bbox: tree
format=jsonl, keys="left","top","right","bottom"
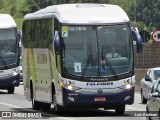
{"left": 129, "top": 0, "right": 160, "bottom": 28}
{"left": 16, "top": 0, "right": 31, "bottom": 17}
{"left": 0, "top": 0, "right": 30, "bottom": 17}
{"left": 108, "top": 0, "right": 134, "bottom": 13}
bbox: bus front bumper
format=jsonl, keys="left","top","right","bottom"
{"left": 62, "top": 87, "right": 134, "bottom": 109}
{"left": 0, "top": 74, "right": 20, "bottom": 88}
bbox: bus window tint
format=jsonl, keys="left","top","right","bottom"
{"left": 22, "top": 19, "right": 53, "bottom": 48}
{"left": 0, "top": 29, "right": 17, "bottom": 66}
{"left": 62, "top": 25, "right": 133, "bottom": 78}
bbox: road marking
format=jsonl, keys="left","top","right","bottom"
{"left": 57, "top": 117, "right": 75, "bottom": 120}
{"left": 126, "top": 106, "right": 144, "bottom": 111}
{"left": 0, "top": 102, "right": 23, "bottom": 109}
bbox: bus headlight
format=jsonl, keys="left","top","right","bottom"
{"left": 12, "top": 71, "right": 18, "bottom": 76}
{"left": 126, "top": 84, "right": 132, "bottom": 89}
{"left": 67, "top": 85, "right": 73, "bottom": 90}
{"left": 60, "top": 82, "right": 74, "bottom": 90}
{"left": 67, "top": 85, "right": 81, "bottom": 91}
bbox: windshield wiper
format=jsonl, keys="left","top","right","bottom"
{"left": 101, "top": 45, "right": 118, "bottom": 80}
{"left": 104, "top": 57, "right": 118, "bottom": 80}
{"left": 81, "top": 54, "right": 92, "bottom": 80}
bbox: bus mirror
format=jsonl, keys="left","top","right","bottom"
{"left": 17, "top": 30, "right": 22, "bottom": 42}
{"left": 54, "top": 31, "right": 60, "bottom": 54}
{"left": 17, "top": 32, "right": 22, "bottom": 48}
{"left": 132, "top": 30, "right": 143, "bottom": 53}
{"left": 17, "top": 33, "right": 21, "bottom": 42}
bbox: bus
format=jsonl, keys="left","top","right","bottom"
{"left": 0, "top": 14, "right": 21, "bottom": 94}
{"left": 22, "top": 4, "right": 142, "bottom": 114}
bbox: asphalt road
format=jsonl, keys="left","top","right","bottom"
{"left": 0, "top": 83, "right": 147, "bottom": 120}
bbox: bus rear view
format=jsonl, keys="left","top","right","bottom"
{"left": 0, "top": 14, "right": 20, "bottom": 94}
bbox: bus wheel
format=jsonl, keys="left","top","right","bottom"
{"left": 41, "top": 103, "right": 51, "bottom": 110}
{"left": 115, "top": 104, "right": 125, "bottom": 115}
{"left": 8, "top": 87, "right": 15, "bottom": 94}
{"left": 53, "top": 95, "right": 64, "bottom": 114}
{"left": 54, "top": 104, "right": 64, "bottom": 114}
{"left": 146, "top": 107, "right": 151, "bottom": 120}
{"left": 30, "top": 84, "right": 41, "bottom": 110}
{"left": 141, "top": 89, "right": 147, "bottom": 104}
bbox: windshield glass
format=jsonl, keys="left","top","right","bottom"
{"left": 0, "top": 29, "right": 18, "bottom": 67}
{"left": 62, "top": 24, "right": 133, "bottom": 79}
{"left": 154, "top": 70, "right": 160, "bottom": 80}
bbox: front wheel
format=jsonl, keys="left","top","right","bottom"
{"left": 115, "top": 104, "right": 125, "bottom": 115}
{"left": 31, "top": 98, "right": 41, "bottom": 110}
{"left": 146, "top": 107, "right": 152, "bottom": 120}
{"left": 8, "top": 87, "right": 15, "bottom": 94}
{"left": 41, "top": 103, "right": 51, "bottom": 110}
{"left": 30, "top": 84, "right": 41, "bottom": 110}
{"left": 53, "top": 95, "right": 65, "bottom": 114}
{"left": 141, "top": 89, "right": 147, "bottom": 104}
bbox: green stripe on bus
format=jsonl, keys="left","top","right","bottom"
{"left": 28, "top": 49, "right": 37, "bottom": 86}
{"left": 48, "top": 49, "right": 54, "bottom": 79}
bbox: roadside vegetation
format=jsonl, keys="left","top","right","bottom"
{"left": 0, "top": 0, "right": 159, "bottom": 32}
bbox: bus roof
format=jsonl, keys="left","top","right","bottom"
{"left": 24, "top": 4, "right": 129, "bottom": 24}
{"left": 0, "top": 14, "right": 16, "bottom": 28}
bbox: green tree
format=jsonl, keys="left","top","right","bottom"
{"left": 129, "top": 0, "right": 160, "bottom": 28}
{"left": 108, "top": 0, "right": 134, "bottom": 14}
{"left": 0, "top": 0, "right": 30, "bottom": 17}
{"left": 0, "top": 0, "right": 4, "bottom": 9}
{"left": 16, "top": 0, "right": 31, "bottom": 17}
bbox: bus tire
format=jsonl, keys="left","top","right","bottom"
{"left": 54, "top": 104, "right": 64, "bottom": 115}
{"left": 52, "top": 83, "right": 64, "bottom": 114}
{"left": 53, "top": 95, "right": 64, "bottom": 114}
{"left": 141, "top": 89, "right": 147, "bottom": 104}
{"left": 146, "top": 107, "right": 151, "bottom": 120}
{"left": 41, "top": 103, "right": 51, "bottom": 111}
{"left": 30, "top": 82, "right": 41, "bottom": 110}
{"left": 8, "top": 87, "right": 15, "bottom": 94}
{"left": 115, "top": 104, "right": 125, "bottom": 115}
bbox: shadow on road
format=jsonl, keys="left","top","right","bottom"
{"left": 9, "top": 107, "right": 132, "bottom": 118}
{"left": 43, "top": 108, "right": 132, "bottom": 117}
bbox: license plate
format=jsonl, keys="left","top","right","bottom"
{"left": 94, "top": 97, "right": 106, "bottom": 101}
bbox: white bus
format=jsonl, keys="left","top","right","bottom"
{"left": 0, "top": 14, "right": 21, "bottom": 94}
{"left": 22, "top": 4, "right": 142, "bottom": 114}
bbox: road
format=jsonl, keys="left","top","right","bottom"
{"left": 0, "top": 83, "right": 147, "bottom": 120}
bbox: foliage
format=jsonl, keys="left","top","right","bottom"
{"left": 108, "top": 0, "right": 134, "bottom": 13}
{"left": 131, "top": 21, "right": 155, "bottom": 32}
{"left": 14, "top": 18, "right": 23, "bottom": 30}
{"left": 129, "top": 0, "right": 160, "bottom": 29}
{"left": 0, "top": 0, "right": 160, "bottom": 32}
{"left": 0, "top": 0, "right": 30, "bottom": 17}
{"left": 0, "top": 0, "right": 134, "bottom": 16}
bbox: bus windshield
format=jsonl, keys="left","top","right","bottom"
{"left": 0, "top": 29, "right": 18, "bottom": 68}
{"left": 62, "top": 24, "right": 133, "bottom": 79}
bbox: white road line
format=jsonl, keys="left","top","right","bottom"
{"left": 126, "top": 106, "right": 144, "bottom": 111}
{"left": 0, "top": 102, "right": 23, "bottom": 109}
{"left": 57, "top": 117, "right": 75, "bottom": 120}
